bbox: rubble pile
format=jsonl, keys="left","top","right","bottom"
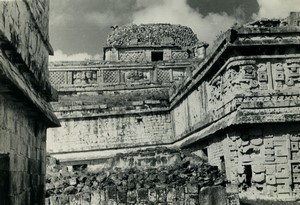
{"left": 106, "top": 24, "right": 199, "bottom": 48}
{"left": 46, "top": 151, "right": 225, "bottom": 198}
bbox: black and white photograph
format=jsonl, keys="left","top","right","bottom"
{"left": 1, "top": 0, "right": 300, "bottom": 204}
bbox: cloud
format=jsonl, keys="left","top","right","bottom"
{"left": 254, "top": 0, "right": 300, "bottom": 19}
{"left": 132, "top": 0, "right": 237, "bottom": 47}
{"left": 49, "top": 50, "right": 102, "bottom": 62}
{"left": 85, "top": 12, "right": 122, "bottom": 27}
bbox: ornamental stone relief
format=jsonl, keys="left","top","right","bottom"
{"left": 207, "top": 58, "right": 300, "bottom": 110}
{"left": 119, "top": 51, "right": 146, "bottom": 62}
{"left": 285, "top": 59, "right": 300, "bottom": 87}
{"left": 73, "top": 71, "right": 97, "bottom": 85}
{"left": 171, "top": 51, "right": 189, "bottom": 60}
{"left": 121, "top": 70, "right": 150, "bottom": 83}
{"left": 208, "top": 60, "right": 258, "bottom": 109}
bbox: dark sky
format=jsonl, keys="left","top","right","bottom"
{"left": 48, "top": 0, "right": 297, "bottom": 61}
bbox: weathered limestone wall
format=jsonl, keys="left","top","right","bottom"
{"left": 0, "top": 1, "right": 52, "bottom": 87}
{"left": 172, "top": 83, "right": 207, "bottom": 139}
{"left": 0, "top": 97, "right": 47, "bottom": 204}
{"left": 47, "top": 113, "right": 173, "bottom": 154}
{"left": 0, "top": 1, "right": 59, "bottom": 204}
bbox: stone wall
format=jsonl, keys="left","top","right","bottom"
{"left": 0, "top": 1, "right": 53, "bottom": 88}
{"left": 0, "top": 96, "right": 47, "bottom": 204}
{"left": 0, "top": 1, "right": 59, "bottom": 204}
{"left": 47, "top": 113, "right": 173, "bottom": 154}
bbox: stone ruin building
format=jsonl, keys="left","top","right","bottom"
{"left": 47, "top": 12, "right": 300, "bottom": 202}
{"left": 0, "top": 1, "right": 60, "bottom": 204}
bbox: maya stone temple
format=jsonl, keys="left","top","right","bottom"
{"left": 2, "top": 1, "right": 300, "bottom": 204}
{"left": 46, "top": 12, "right": 300, "bottom": 202}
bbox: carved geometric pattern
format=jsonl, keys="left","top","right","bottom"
{"left": 157, "top": 69, "right": 170, "bottom": 83}
{"left": 103, "top": 70, "right": 119, "bottom": 84}
{"left": 171, "top": 51, "right": 189, "bottom": 59}
{"left": 119, "top": 51, "right": 145, "bottom": 62}
{"left": 49, "top": 71, "right": 66, "bottom": 85}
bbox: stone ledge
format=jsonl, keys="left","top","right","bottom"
{"left": 53, "top": 107, "right": 170, "bottom": 119}
{"left": 0, "top": 30, "right": 57, "bottom": 102}
{"left": 0, "top": 53, "right": 60, "bottom": 127}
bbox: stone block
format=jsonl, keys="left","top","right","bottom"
{"left": 293, "top": 173, "right": 300, "bottom": 183}
{"left": 265, "top": 154, "right": 275, "bottom": 162}
{"left": 91, "top": 191, "right": 101, "bottom": 205}
{"left": 292, "top": 164, "right": 300, "bottom": 173}
{"left": 277, "top": 183, "right": 290, "bottom": 194}
{"left": 274, "top": 140, "right": 286, "bottom": 147}
{"left": 148, "top": 189, "right": 157, "bottom": 202}
{"left": 266, "top": 185, "right": 277, "bottom": 196}
{"left": 265, "top": 164, "right": 276, "bottom": 175}
{"left": 199, "top": 186, "right": 227, "bottom": 205}
{"left": 266, "top": 175, "right": 276, "bottom": 185}
{"left": 100, "top": 104, "right": 108, "bottom": 109}
{"left": 166, "top": 188, "right": 176, "bottom": 202}
{"left": 145, "top": 100, "right": 161, "bottom": 105}
{"left": 59, "top": 195, "right": 69, "bottom": 205}
{"left": 137, "top": 188, "right": 148, "bottom": 202}
{"left": 132, "top": 101, "right": 144, "bottom": 106}
{"left": 185, "top": 194, "right": 198, "bottom": 205}
{"left": 127, "top": 190, "right": 137, "bottom": 204}
{"left": 265, "top": 148, "right": 274, "bottom": 155}
{"left": 156, "top": 187, "right": 166, "bottom": 202}
{"left": 291, "top": 141, "right": 299, "bottom": 151}
{"left": 117, "top": 191, "right": 127, "bottom": 204}
{"left": 276, "top": 156, "right": 288, "bottom": 163}
{"left": 185, "top": 183, "right": 198, "bottom": 194}
{"left": 106, "top": 186, "right": 117, "bottom": 201}
{"left": 264, "top": 139, "right": 274, "bottom": 148}
{"left": 275, "top": 146, "right": 288, "bottom": 156}
{"left": 176, "top": 187, "right": 185, "bottom": 201}
{"left": 276, "top": 178, "right": 289, "bottom": 184}
{"left": 252, "top": 173, "right": 265, "bottom": 183}
{"left": 250, "top": 138, "right": 263, "bottom": 146}
{"left": 69, "top": 194, "right": 82, "bottom": 205}
{"left": 276, "top": 164, "right": 289, "bottom": 173}
{"left": 252, "top": 164, "right": 265, "bottom": 173}
{"left": 241, "top": 155, "right": 251, "bottom": 163}
{"left": 226, "top": 193, "right": 240, "bottom": 205}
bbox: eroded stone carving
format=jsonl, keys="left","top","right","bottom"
{"left": 73, "top": 71, "right": 97, "bottom": 85}
{"left": 285, "top": 60, "right": 300, "bottom": 87}
{"left": 121, "top": 70, "right": 150, "bottom": 83}
{"left": 119, "top": 51, "right": 146, "bottom": 62}
{"left": 208, "top": 60, "right": 258, "bottom": 109}
{"left": 171, "top": 51, "right": 189, "bottom": 59}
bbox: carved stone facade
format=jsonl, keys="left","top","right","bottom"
{"left": 48, "top": 14, "right": 300, "bottom": 202}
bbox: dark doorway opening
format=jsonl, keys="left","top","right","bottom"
{"left": 244, "top": 165, "right": 252, "bottom": 187}
{"left": 151, "top": 51, "right": 163, "bottom": 61}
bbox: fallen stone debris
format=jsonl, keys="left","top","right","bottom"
{"left": 45, "top": 150, "right": 226, "bottom": 204}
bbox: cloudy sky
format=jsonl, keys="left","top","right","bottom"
{"left": 49, "top": 0, "right": 300, "bottom": 61}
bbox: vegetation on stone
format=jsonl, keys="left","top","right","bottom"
{"left": 106, "top": 24, "right": 199, "bottom": 48}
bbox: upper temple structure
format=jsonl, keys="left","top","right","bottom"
{"left": 47, "top": 12, "right": 300, "bottom": 201}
